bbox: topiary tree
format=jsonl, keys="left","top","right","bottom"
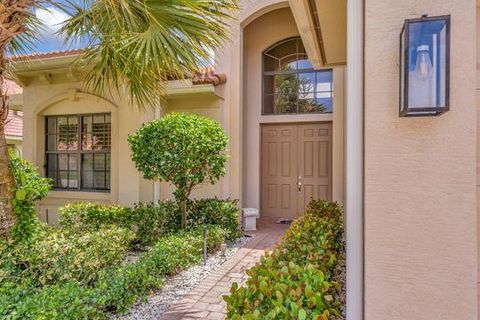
{"left": 128, "top": 113, "right": 228, "bottom": 228}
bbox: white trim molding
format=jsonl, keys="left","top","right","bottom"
{"left": 345, "top": 0, "right": 364, "bottom": 319}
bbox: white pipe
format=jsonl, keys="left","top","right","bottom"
{"left": 346, "top": 0, "right": 364, "bottom": 319}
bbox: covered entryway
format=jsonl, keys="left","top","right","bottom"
{"left": 261, "top": 122, "right": 332, "bottom": 218}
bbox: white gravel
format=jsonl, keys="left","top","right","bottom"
{"left": 111, "top": 235, "right": 253, "bottom": 320}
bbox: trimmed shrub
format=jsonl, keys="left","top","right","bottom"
{"left": 93, "top": 225, "right": 227, "bottom": 313}
{"left": 59, "top": 203, "right": 134, "bottom": 232}
{"left": 59, "top": 198, "right": 240, "bottom": 246}
{"left": 131, "top": 200, "right": 181, "bottom": 245}
{"left": 188, "top": 198, "right": 240, "bottom": 240}
{"left": 5, "top": 226, "right": 134, "bottom": 286}
{"left": 0, "top": 281, "right": 104, "bottom": 320}
{"left": 93, "top": 262, "right": 161, "bottom": 314}
{"left": 128, "top": 113, "right": 229, "bottom": 227}
{"left": 0, "top": 225, "right": 228, "bottom": 318}
{"left": 223, "top": 200, "right": 345, "bottom": 320}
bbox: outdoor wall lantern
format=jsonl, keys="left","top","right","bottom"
{"left": 400, "top": 14, "right": 450, "bottom": 117}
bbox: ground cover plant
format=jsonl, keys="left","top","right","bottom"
{"left": 1, "top": 156, "right": 238, "bottom": 319}
{"left": 223, "top": 200, "right": 345, "bottom": 320}
{"left": 0, "top": 225, "right": 228, "bottom": 319}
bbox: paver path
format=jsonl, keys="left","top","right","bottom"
{"left": 159, "top": 219, "right": 289, "bottom": 320}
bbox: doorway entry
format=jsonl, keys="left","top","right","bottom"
{"left": 261, "top": 122, "right": 332, "bottom": 218}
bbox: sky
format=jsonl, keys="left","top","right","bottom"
{"left": 33, "top": 1, "right": 83, "bottom": 53}
{"left": 29, "top": 1, "right": 214, "bottom": 65}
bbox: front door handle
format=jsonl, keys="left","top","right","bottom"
{"left": 298, "top": 175, "right": 302, "bottom": 192}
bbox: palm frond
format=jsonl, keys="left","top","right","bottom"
{"left": 5, "top": 1, "right": 69, "bottom": 56}
{"left": 61, "top": 0, "right": 239, "bottom": 110}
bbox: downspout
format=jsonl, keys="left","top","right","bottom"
{"left": 346, "top": 0, "right": 364, "bottom": 319}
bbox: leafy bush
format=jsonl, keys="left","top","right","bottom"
{"left": 59, "top": 203, "right": 134, "bottom": 232}
{"left": 142, "top": 225, "right": 227, "bottom": 275}
{"left": 0, "top": 281, "right": 104, "bottom": 320}
{"left": 96, "top": 225, "right": 227, "bottom": 313}
{"left": 59, "top": 198, "right": 239, "bottom": 245}
{"left": 128, "top": 112, "right": 229, "bottom": 227}
{"left": 131, "top": 201, "right": 181, "bottom": 245}
{"left": 10, "top": 155, "right": 52, "bottom": 241}
{"left": 0, "top": 225, "right": 228, "bottom": 318}
{"left": 188, "top": 198, "right": 240, "bottom": 240}
{"left": 94, "top": 262, "right": 161, "bottom": 314}
{"left": 2, "top": 227, "right": 134, "bottom": 286}
{"left": 92, "top": 225, "right": 226, "bottom": 314}
{"left": 224, "top": 200, "right": 345, "bottom": 320}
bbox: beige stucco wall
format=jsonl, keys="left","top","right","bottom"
{"left": 21, "top": 77, "right": 155, "bottom": 225}
{"left": 477, "top": 5, "right": 480, "bottom": 312}
{"left": 159, "top": 95, "right": 225, "bottom": 200}
{"left": 6, "top": 137, "right": 22, "bottom": 156}
{"left": 365, "top": 1, "right": 478, "bottom": 319}
{"left": 18, "top": 71, "right": 227, "bottom": 224}
{"left": 240, "top": 7, "right": 345, "bottom": 213}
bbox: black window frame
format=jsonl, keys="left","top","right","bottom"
{"left": 261, "top": 36, "right": 334, "bottom": 116}
{"left": 45, "top": 113, "right": 111, "bottom": 192}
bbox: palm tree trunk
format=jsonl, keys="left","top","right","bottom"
{"left": 0, "top": 0, "right": 34, "bottom": 238}
{"left": 0, "top": 99, "right": 15, "bottom": 239}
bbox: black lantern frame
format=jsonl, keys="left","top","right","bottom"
{"left": 399, "top": 15, "right": 451, "bottom": 117}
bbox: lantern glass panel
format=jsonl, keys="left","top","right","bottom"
{"left": 407, "top": 18, "right": 447, "bottom": 112}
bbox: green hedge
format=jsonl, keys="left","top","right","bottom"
{"left": 187, "top": 198, "right": 240, "bottom": 240}
{"left": 223, "top": 200, "right": 345, "bottom": 320}
{"left": 0, "top": 226, "right": 134, "bottom": 287}
{"left": 59, "top": 198, "right": 240, "bottom": 246}
{"left": 0, "top": 225, "right": 227, "bottom": 319}
{"left": 59, "top": 203, "right": 134, "bottom": 232}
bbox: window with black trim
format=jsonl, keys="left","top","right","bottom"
{"left": 263, "top": 37, "right": 333, "bottom": 115}
{"left": 45, "top": 113, "right": 111, "bottom": 191}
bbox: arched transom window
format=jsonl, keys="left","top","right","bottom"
{"left": 263, "top": 37, "right": 333, "bottom": 115}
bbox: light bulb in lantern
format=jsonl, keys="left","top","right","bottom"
{"left": 415, "top": 45, "right": 433, "bottom": 81}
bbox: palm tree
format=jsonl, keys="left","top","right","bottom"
{"left": 0, "top": 0, "right": 238, "bottom": 239}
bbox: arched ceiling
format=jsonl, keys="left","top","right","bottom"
{"left": 289, "top": 0, "right": 346, "bottom": 68}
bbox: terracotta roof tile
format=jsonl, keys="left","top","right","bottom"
{"left": 13, "top": 51, "right": 227, "bottom": 86}
{"left": 191, "top": 67, "right": 227, "bottom": 86}
{"left": 5, "top": 110, "right": 22, "bottom": 138}
{"left": 13, "top": 49, "right": 83, "bottom": 61}
{"left": 3, "top": 80, "right": 22, "bottom": 95}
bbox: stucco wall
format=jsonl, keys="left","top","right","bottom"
{"left": 476, "top": 5, "right": 480, "bottom": 311}
{"left": 22, "top": 79, "right": 155, "bottom": 225}
{"left": 19, "top": 66, "right": 228, "bottom": 225}
{"left": 364, "top": 0, "right": 478, "bottom": 319}
{"left": 159, "top": 95, "right": 225, "bottom": 200}
{"left": 241, "top": 7, "right": 345, "bottom": 212}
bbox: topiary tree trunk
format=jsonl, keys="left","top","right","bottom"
{"left": 173, "top": 181, "right": 194, "bottom": 228}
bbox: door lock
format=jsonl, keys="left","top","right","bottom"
{"left": 298, "top": 175, "right": 302, "bottom": 192}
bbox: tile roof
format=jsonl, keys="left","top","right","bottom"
{"left": 191, "top": 67, "right": 227, "bottom": 86}
{"left": 5, "top": 110, "right": 22, "bottom": 138}
{"left": 3, "top": 79, "right": 22, "bottom": 95}
{"left": 13, "top": 49, "right": 83, "bottom": 61}
{"left": 14, "top": 50, "right": 227, "bottom": 86}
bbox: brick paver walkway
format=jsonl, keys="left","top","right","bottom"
{"left": 159, "top": 219, "right": 288, "bottom": 320}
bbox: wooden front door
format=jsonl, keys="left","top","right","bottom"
{"left": 261, "top": 123, "right": 332, "bottom": 218}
